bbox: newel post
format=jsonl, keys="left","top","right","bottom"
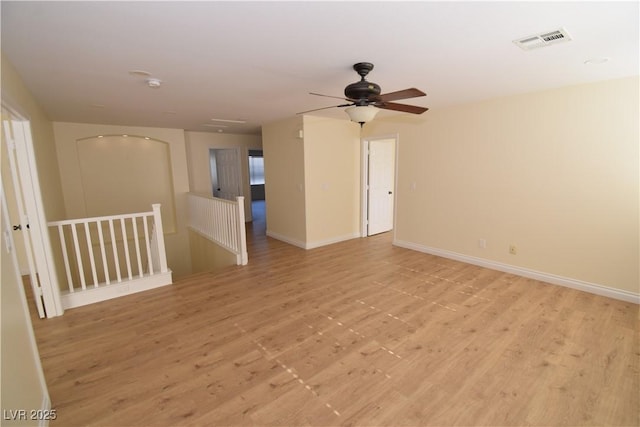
{"left": 152, "top": 204, "right": 169, "bottom": 273}
{"left": 235, "top": 196, "right": 248, "bottom": 265}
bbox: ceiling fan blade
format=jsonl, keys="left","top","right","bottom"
{"left": 377, "top": 88, "right": 426, "bottom": 102}
{"left": 297, "top": 103, "right": 353, "bottom": 114}
{"left": 376, "top": 102, "right": 429, "bottom": 114}
{"left": 309, "top": 92, "right": 355, "bottom": 102}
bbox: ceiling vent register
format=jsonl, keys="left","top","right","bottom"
{"left": 513, "top": 28, "right": 572, "bottom": 51}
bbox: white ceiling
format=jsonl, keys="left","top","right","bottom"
{"left": 2, "top": 1, "right": 638, "bottom": 135}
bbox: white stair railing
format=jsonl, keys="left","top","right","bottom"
{"left": 187, "top": 193, "right": 248, "bottom": 265}
{"left": 48, "top": 204, "right": 171, "bottom": 308}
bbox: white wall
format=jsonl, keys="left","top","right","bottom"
{"left": 365, "top": 76, "right": 639, "bottom": 299}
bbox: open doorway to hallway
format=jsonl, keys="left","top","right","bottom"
{"left": 248, "top": 150, "right": 266, "bottom": 239}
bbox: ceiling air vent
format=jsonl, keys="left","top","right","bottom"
{"left": 513, "top": 28, "right": 572, "bottom": 51}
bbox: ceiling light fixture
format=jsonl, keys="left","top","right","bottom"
{"left": 129, "top": 70, "right": 152, "bottom": 77}
{"left": 345, "top": 105, "right": 380, "bottom": 127}
{"left": 202, "top": 124, "right": 229, "bottom": 128}
{"left": 146, "top": 78, "right": 162, "bottom": 88}
{"left": 210, "top": 118, "right": 246, "bottom": 124}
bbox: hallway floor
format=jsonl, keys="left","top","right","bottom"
{"left": 28, "top": 217, "right": 638, "bottom": 426}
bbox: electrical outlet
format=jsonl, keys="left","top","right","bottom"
{"left": 478, "top": 239, "right": 487, "bottom": 249}
{"left": 509, "top": 245, "right": 517, "bottom": 255}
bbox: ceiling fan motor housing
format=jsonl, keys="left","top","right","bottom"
{"left": 345, "top": 80, "right": 381, "bottom": 103}
{"left": 345, "top": 62, "right": 382, "bottom": 103}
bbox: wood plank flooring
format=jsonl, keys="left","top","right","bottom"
{"left": 30, "top": 215, "right": 639, "bottom": 426}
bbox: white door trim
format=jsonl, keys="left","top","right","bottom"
{"left": 2, "top": 115, "right": 45, "bottom": 318}
{"left": 360, "top": 139, "right": 369, "bottom": 237}
{"left": 360, "top": 134, "right": 399, "bottom": 238}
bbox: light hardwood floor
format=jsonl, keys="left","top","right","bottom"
{"left": 30, "top": 213, "right": 638, "bottom": 426}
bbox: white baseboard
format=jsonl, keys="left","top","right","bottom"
{"left": 305, "top": 233, "right": 360, "bottom": 249}
{"left": 266, "top": 230, "right": 360, "bottom": 250}
{"left": 393, "top": 239, "right": 639, "bottom": 304}
{"left": 266, "top": 230, "right": 307, "bottom": 249}
{"left": 61, "top": 271, "right": 173, "bottom": 309}
{"left": 40, "top": 395, "right": 51, "bottom": 427}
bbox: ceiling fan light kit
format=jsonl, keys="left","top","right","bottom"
{"left": 345, "top": 105, "right": 380, "bottom": 126}
{"left": 302, "top": 62, "right": 428, "bottom": 126}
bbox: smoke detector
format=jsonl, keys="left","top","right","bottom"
{"left": 146, "top": 78, "right": 162, "bottom": 88}
{"left": 513, "top": 28, "right": 572, "bottom": 51}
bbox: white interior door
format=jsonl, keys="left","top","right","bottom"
{"left": 2, "top": 110, "right": 45, "bottom": 318}
{"left": 367, "top": 138, "right": 396, "bottom": 236}
{"left": 214, "top": 149, "right": 241, "bottom": 200}
{"left": 1, "top": 106, "right": 62, "bottom": 317}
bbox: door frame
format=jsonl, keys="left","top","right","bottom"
{"left": 360, "top": 134, "right": 399, "bottom": 238}
{"left": 1, "top": 102, "right": 63, "bottom": 317}
{"left": 247, "top": 149, "right": 265, "bottom": 222}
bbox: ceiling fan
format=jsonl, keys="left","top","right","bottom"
{"left": 300, "top": 62, "right": 429, "bottom": 125}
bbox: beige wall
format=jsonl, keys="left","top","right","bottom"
{"left": 365, "top": 76, "right": 639, "bottom": 295}
{"left": 2, "top": 53, "right": 66, "bottom": 275}
{"left": 1, "top": 54, "right": 52, "bottom": 423}
{"left": 262, "top": 115, "right": 361, "bottom": 248}
{"left": 76, "top": 135, "right": 177, "bottom": 232}
{"left": 303, "top": 115, "right": 361, "bottom": 246}
{"left": 52, "top": 122, "right": 193, "bottom": 279}
{"left": 262, "top": 116, "right": 307, "bottom": 245}
{"left": 1, "top": 211, "right": 49, "bottom": 426}
{"left": 1, "top": 54, "right": 66, "bottom": 222}
{"left": 184, "top": 131, "right": 262, "bottom": 220}
{"left": 188, "top": 230, "right": 238, "bottom": 273}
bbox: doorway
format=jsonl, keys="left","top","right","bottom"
{"left": 248, "top": 149, "right": 265, "bottom": 232}
{"left": 1, "top": 105, "right": 62, "bottom": 317}
{"left": 362, "top": 137, "right": 397, "bottom": 236}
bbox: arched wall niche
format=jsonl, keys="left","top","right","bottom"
{"left": 76, "top": 134, "right": 176, "bottom": 233}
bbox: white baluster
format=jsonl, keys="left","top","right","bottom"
{"left": 120, "top": 218, "right": 132, "bottom": 280}
{"left": 132, "top": 217, "right": 143, "bottom": 278}
{"left": 143, "top": 215, "right": 154, "bottom": 274}
{"left": 57, "top": 225, "right": 74, "bottom": 292}
{"left": 108, "top": 219, "right": 122, "bottom": 282}
{"left": 70, "top": 223, "right": 86, "bottom": 290}
{"left": 96, "top": 220, "right": 110, "bottom": 285}
{"left": 84, "top": 221, "right": 99, "bottom": 287}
